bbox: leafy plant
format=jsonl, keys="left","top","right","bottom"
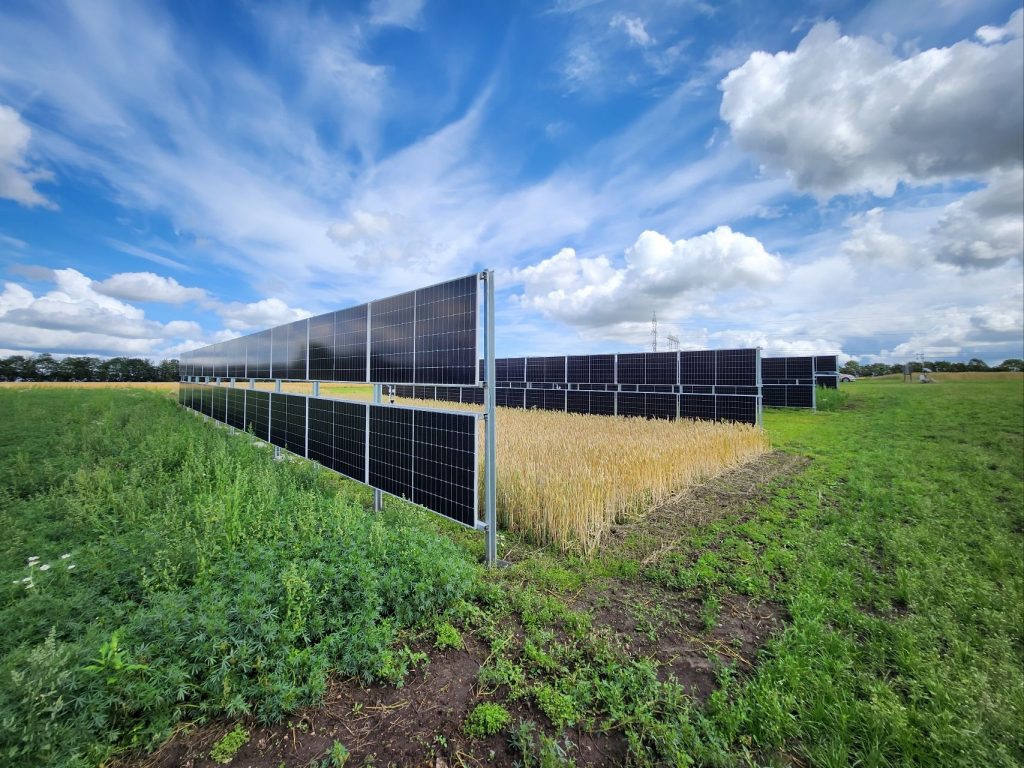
{"left": 434, "top": 621, "right": 463, "bottom": 650}
{"left": 210, "top": 723, "right": 249, "bottom": 764}
{"left": 463, "top": 702, "right": 512, "bottom": 739}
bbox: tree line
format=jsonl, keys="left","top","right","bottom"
{"left": 840, "top": 358, "right": 1024, "bottom": 377}
{"left": 0, "top": 354, "right": 180, "bottom": 382}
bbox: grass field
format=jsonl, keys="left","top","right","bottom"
{"left": 1, "top": 378, "right": 1021, "bottom": 766}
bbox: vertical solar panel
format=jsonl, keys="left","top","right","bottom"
{"left": 308, "top": 399, "right": 367, "bottom": 482}
{"left": 244, "top": 389, "right": 270, "bottom": 440}
{"left": 680, "top": 351, "right": 715, "bottom": 386}
{"left": 308, "top": 312, "right": 335, "bottom": 381}
{"left": 370, "top": 291, "right": 415, "bottom": 384}
{"left": 249, "top": 330, "right": 271, "bottom": 379}
{"left": 646, "top": 352, "right": 678, "bottom": 386}
{"left": 211, "top": 386, "right": 227, "bottom": 422}
{"left": 617, "top": 353, "right": 645, "bottom": 385}
{"left": 647, "top": 393, "right": 678, "bottom": 420}
{"left": 505, "top": 357, "right": 526, "bottom": 382}
{"left": 816, "top": 374, "right": 839, "bottom": 389}
{"left": 414, "top": 275, "right": 477, "bottom": 385}
{"left": 369, "top": 405, "right": 414, "bottom": 499}
{"left": 270, "top": 393, "right": 306, "bottom": 455}
{"left": 270, "top": 325, "right": 289, "bottom": 380}
{"left": 287, "top": 320, "right": 309, "bottom": 380}
{"left": 227, "top": 338, "right": 245, "bottom": 379}
{"left": 762, "top": 385, "right": 786, "bottom": 407}
{"left": 226, "top": 388, "right": 245, "bottom": 429}
{"left": 333, "top": 305, "right": 368, "bottom": 382}
{"left": 716, "top": 349, "right": 758, "bottom": 387}
{"left": 786, "top": 356, "right": 814, "bottom": 380}
{"left": 542, "top": 389, "right": 566, "bottom": 411}
{"left": 412, "top": 410, "right": 477, "bottom": 526}
{"left": 617, "top": 392, "right": 645, "bottom": 418}
{"left": 680, "top": 394, "right": 716, "bottom": 421}
{"left": 761, "top": 357, "right": 786, "bottom": 381}
{"left": 717, "top": 395, "right": 757, "bottom": 423}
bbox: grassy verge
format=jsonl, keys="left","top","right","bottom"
{"left": 1, "top": 379, "right": 1021, "bottom": 767}
{"left": 0, "top": 389, "right": 476, "bottom": 767}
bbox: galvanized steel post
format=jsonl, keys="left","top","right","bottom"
{"left": 482, "top": 270, "right": 498, "bottom": 566}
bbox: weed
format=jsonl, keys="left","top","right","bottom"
{"left": 210, "top": 723, "right": 249, "bottom": 764}
{"left": 463, "top": 702, "right": 512, "bottom": 739}
{"left": 433, "top": 621, "right": 463, "bottom": 650}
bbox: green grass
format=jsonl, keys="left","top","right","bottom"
{"left": 0, "top": 388, "right": 476, "bottom": 767}
{"left": 1, "top": 380, "right": 1021, "bottom": 767}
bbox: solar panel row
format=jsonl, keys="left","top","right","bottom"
{"left": 178, "top": 382, "right": 479, "bottom": 527}
{"left": 761, "top": 355, "right": 841, "bottom": 408}
{"left": 179, "top": 274, "right": 479, "bottom": 386}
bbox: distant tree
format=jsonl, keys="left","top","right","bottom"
{"left": 996, "top": 358, "right": 1024, "bottom": 372}
{"left": 0, "top": 355, "right": 26, "bottom": 381}
{"left": 156, "top": 359, "right": 180, "bottom": 381}
{"left": 56, "top": 356, "right": 100, "bottom": 381}
{"left": 966, "top": 358, "right": 990, "bottom": 371}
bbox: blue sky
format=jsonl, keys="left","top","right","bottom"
{"left": 0, "top": 0, "right": 1021, "bottom": 364}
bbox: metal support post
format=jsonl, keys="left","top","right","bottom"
{"left": 312, "top": 381, "right": 320, "bottom": 397}
{"left": 755, "top": 347, "right": 764, "bottom": 428}
{"left": 482, "top": 270, "right": 498, "bottom": 567}
{"left": 274, "top": 379, "right": 282, "bottom": 393}
{"left": 372, "top": 383, "right": 382, "bottom": 512}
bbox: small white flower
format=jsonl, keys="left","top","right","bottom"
{"left": 27, "top": 556, "right": 39, "bottom": 564}
{"left": 25, "top": 583, "right": 34, "bottom": 589}
{"left": 11, "top": 580, "right": 19, "bottom": 585}
{"left": 39, "top": 564, "right": 51, "bottom": 571}
{"left": 60, "top": 553, "right": 71, "bottom": 560}
{"left": 67, "top": 564, "right": 76, "bottom": 570}
{"left": 20, "top": 577, "right": 31, "bottom": 583}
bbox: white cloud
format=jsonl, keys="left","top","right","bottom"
{"left": 0, "top": 105, "right": 55, "bottom": 208}
{"left": 217, "top": 297, "right": 312, "bottom": 332}
{"left": 0, "top": 269, "right": 204, "bottom": 357}
{"left": 720, "top": 13, "right": 1024, "bottom": 197}
{"left": 610, "top": 15, "right": 653, "bottom": 47}
{"left": 976, "top": 8, "right": 1023, "bottom": 44}
{"left": 325, "top": 210, "right": 394, "bottom": 244}
{"left": 511, "top": 226, "right": 784, "bottom": 330}
{"left": 840, "top": 172, "right": 1023, "bottom": 271}
{"left": 931, "top": 170, "right": 1024, "bottom": 269}
{"left": 95, "top": 272, "right": 208, "bottom": 304}
{"left": 368, "top": 0, "right": 424, "bottom": 29}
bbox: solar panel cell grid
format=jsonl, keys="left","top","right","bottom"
{"left": 680, "top": 350, "right": 715, "bottom": 386}
{"left": 413, "top": 410, "right": 477, "bottom": 527}
{"left": 414, "top": 275, "right": 477, "bottom": 385}
{"left": 370, "top": 291, "right": 416, "bottom": 384}
{"left": 333, "top": 305, "right": 368, "bottom": 382}
{"left": 369, "top": 405, "right": 414, "bottom": 499}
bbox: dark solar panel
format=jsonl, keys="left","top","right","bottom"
{"left": 567, "top": 355, "right": 590, "bottom": 384}
{"left": 680, "top": 350, "right": 715, "bottom": 386}
{"left": 334, "top": 304, "right": 369, "bottom": 382}
{"left": 543, "top": 389, "right": 566, "bottom": 411}
{"left": 226, "top": 388, "right": 245, "bottom": 429}
{"left": 270, "top": 393, "right": 306, "bottom": 455}
{"left": 413, "top": 410, "right": 477, "bottom": 526}
{"left": 647, "top": 393, "right": 678, "bottom": 420}
{"left": 543, "top": 356, "right": 566, "bottom": 383}
{"left": 786, "top": 356, "right": 814, "bottom": 380}
{"left": 680, "top": 394, "right": 716, "bottom": 421}
{"left": 786, "top": 386, "right": 814, "bottom": 408}
{"left": 308, "top": 398, "right": 366, "bottom": 481}
{"left": 368, "top": 405, "right": 414, "bottom": 499}
{"left": 245, "top": 389, "right": 270, "bottom": 440}
{"left": 716, "top": 395, "right": 757, "bottom": 423}
{"left": 307, "top": 312, "right": 335, "bottom": 381}
{"left": 646, "top": 353, "right": 678, "bottom": 386}
{"left": 814, "top": 355, "right": 838, "bottom": 373}
{"left": 227, "top": 338, "right": 245, "bottom": 379}
{"left": 761, "top": 357, "right": 786, "bottom": 381}
{"left": 414, "top": 275, "right": 477, "bottom": 385}
{"left": 617, "top": 353, "right": 645, "bottom": 385}
{"left": 287, "top": 319, "right": 308, "bottom": 380}
{"left": 497, "top": 387, "right": 524, "bottom": 408}
{"left": 249, "top": 330, "right": 272, "bottom": 379}
{"left": 370, "top": 290, "right": 415, "bottom": 384}
{"left": 762, "top": 385, "right": 786, "bottom": 407}
{"left": 211, "top": 386, "right": 226, "bottom": 422}
{"left": 816, "top": 374, "right": 838, "bottom": 389}
{"left": 617, "top": 391, "right": 645, "bottom": 418}
{"left": 506, "top": 357, "right": 526, "bottom": 382}
{"left": 716, "top": 348, "right": 757, "bottom": 387}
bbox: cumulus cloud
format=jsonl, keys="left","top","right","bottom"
{"left": 976, "top": 8, "right": 1023, "bottom": 44}
{"left": 95, "top": 272, "right": 208, "bottom": 304}
{"left": 0, "top": 269, "right": 203, "bottom": 356}
{"left": 841, "top": 172, "right": 1023, "bottom": 271}
{"left": 368, "top": 0, "right": 424, "bottom": 28}
{"left": 720, "top": 13, "right": 1024, "bottom": 197}
{"left": 217, "top": 297, "right": 312, "bottom": 332}
{"left": 511, "top": 226, "right": 784, "bottom": 329}
{"left": 931, "top": 170, "right": 1024, "bottom": 269}
{"left": 0, "top": 105, "right": 55, "bottom": 208}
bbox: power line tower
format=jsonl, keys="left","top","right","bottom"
{"left": 651, "top": 312, "right": 658, "bottom": 352}
{"left": 666, "top": 333, "right": 680, "bottom": 351}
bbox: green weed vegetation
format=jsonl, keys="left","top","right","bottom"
{"left": 0, "top": 389, "right": 475, "bottom": 767}
{"left": 1, "top": 379, "right": 1021, "bottom": 767}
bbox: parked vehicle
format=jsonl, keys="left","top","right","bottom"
{"left": 840, "top": 373, "right": 857, "bottom": 383}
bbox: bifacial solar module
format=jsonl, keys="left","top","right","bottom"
{"left": 307, "top": 312, "right": 335, "bottom": 381}
{"left": 680, "top": 350, "right": 716, "bottom": 386}
{"left": 368, "top": 404, "right": 414, "bottom": 499}
{"left": 414, "top": 275, "right": 477, "bottom": 385}
{"left": 270, "top": 393, "right": 307, "bottom": 455}
{"left": 816, "top": 374, "right": 839, "bottom": 389}
{"left": 226, "top": 387, "right": 245, "bottom": 429}
{"left": 249, "top": 330, "right": 272, "bottom": 379}
{"left": 307, "top": 398, "right": 367, "bottom": 481}
{"left": 412, "top": 410, "right": 477, "bottom": 527}
{"left": 680, "top": 394, "right": 716, "bottom": 421}
{"left": 716, "top": 349, "right": 758, "bottom": 387}
{"left": 370, "top": 290, "right": 415, "bottom": 384}
{"left": 786, "top": 356, "right": 814, "bottom": 380}
{"left": 334, "top": 305, "right": 369, "bottom": 382}
{"left": 245, "top": 389, "right": 270, "bottom": 440}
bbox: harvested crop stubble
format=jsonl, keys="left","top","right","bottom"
{"left": 494, "top": 409, "right": 769, "bottom": 554}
